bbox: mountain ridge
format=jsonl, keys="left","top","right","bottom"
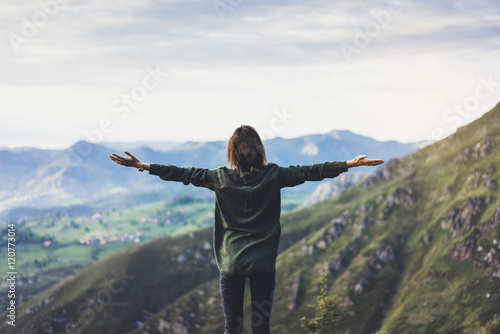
{"left": 4, "top": 102, "right": 500, "bottom": 333}
{"left": 0, "top": 129, "right": 419, "bottom": 222}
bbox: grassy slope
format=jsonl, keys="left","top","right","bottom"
{"left": 4, "top": 103, "right": 500, "bottom": 334}
{"left": 131, "top": 103, "right": 500, "bottom": 334}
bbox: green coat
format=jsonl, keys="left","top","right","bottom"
{"left": 149, "top": 161, "right": 348, "bottom": 275}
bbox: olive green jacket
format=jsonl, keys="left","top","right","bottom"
{"left": 149, "top": 161, "right": 348, "bottom": 275}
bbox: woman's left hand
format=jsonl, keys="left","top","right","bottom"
{"left": 347, "top": 155, "right": 385, "bottom": 168}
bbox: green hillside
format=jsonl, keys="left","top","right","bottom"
{"left": 0, "top": 192, "right": 304, "bottom": 312}
{"left": 3, "top": 103, "right": 500, "bottom": 333}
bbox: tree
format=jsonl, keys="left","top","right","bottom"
{"left": 91, "top": 244, "right": 101, "bottom": 261}
{"left": 300, "top": 269, "right": 344, "bottom": 334}
{"left": 300, "top": 268, "right": 388, "bottom": 334}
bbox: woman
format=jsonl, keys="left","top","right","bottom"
{"left": 109, "top": 125, "right": 384, "bottom": 334}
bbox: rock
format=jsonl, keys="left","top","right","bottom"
{"left": 441, "top": 207, "right": 460, "bottom": 230}
{"left": 157, "top": 318, "right": 189, "bottom": 334}
{"left": 328, "top": 251, "right": 349, "bottom": 276}
{"left": 453, "top": 146, "right": 471, "bottom": 163}
{"left": 369, "top": 245, "right": 396, "bottom": 269}
{"left": 423, "top": 269, "right": 435, "bottom": 282}
{"left": 448, "top": 229, "right": 480, "bottom": 261}
{"left": 354, "top": 268, "right": 371, "bottom": 294}
{"left": 380, "top": 186, "right": 415, "bottom": 219}
{"left": 373, "top": 245, "right": 395, "bottom": 263}
{"left": 466, "top": 167, "right": 496, "bottom": 190}
{"left": 299, "top": 173, "right": 368, "bottom": 208}
{"left": 365, "top": 165, "right": 393, "bottom": 187}
{"left": 354, "top": 217, "right": 372, "bottom": 237}
{"left": 453, "top": 137, "right": 497, "bottom": 163}
{"left": 313, "top": 218, "right": 346, "bottom": 250}
{"left": 474, "top": 138, "right": 495, "bottom": 158}
{"left": 202, "top": 241, "right": 212, "bottom": 250}
{"left": 340, "top": 296, "right": 354, "bottom": 307}
{"left": 297, "top": 245, "right": 314, "bottom": 257}
{"left": 441, "top": 196, "right": 482, "bottom": 237}
{"left": 177, "top": 254, "right": 188, "bottom": 263}
{"left": 423, "top": 233, "right": 431, "bottom": 246}
{"left": 323, "top": 219, "right": 345, "bottom": 243}
{"left": 480, "top": 247, "right": 497, "bottom": 263}
{"left": 480, "top": 205, "right": 500, "bottom": 231}
{"left": 287, "top": 274, "right": 303, "bottom": 310}
{"left": 492, "top": 265, "right": 500, "bottom": 278}
{"left": 386, "top": 186, "right": 415, "bottom": 208}
{"left": 316, "top": 239, "right": 327, "bottom": 249}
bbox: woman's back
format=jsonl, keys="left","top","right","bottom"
{"left": 108, "top": 124, "right": 384, "bottom": 334}
{"left": 213, "top": 163, "right": 283, "bottom": 275}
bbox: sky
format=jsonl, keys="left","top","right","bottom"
{"left": 1, "top": 0, "right": 500, "bottom": 149}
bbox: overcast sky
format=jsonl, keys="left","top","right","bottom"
{"left": 1, "top": 0, "right": 499, "bottom": 148}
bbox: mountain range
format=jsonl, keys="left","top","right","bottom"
{"left": 4, "top": 102, "right": 500, "bottom": 333}
{"left": 0, "top": 130, "right": 420, "bottom": 223}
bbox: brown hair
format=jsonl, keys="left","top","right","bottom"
{"left": 227, "top": 125, "right": 267, "bottom": 173}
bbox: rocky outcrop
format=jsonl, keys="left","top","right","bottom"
{"left": 453, "top": 137, "right": 497, "bottom": 163}
{"left": 479, "top": 205, "right": 500, "bottom": 232}
{"left": 299, "top": 173, "right": 368, "bottom": 208}
{"left": 364, "top": 165, "right": 393, "bottom": 187}
{"left": 474, "top": 138, "right": 496, "bottom": 158}
{"left": 441, "top": 196, "right": 482, "bottom": 237}
{"left": 466, "top": 167, "right": 496, "bottom": 190}
{"left": 353, "top": 245, "right": 396, "bottom": 294}
{"left": 328, "top": 250, "right": 349, "bottom": 276}
{"left": 380, "top": 186, "right": 415, "bottom": 220}
{"left": 423, "top": 232, "right": 432, "bottom": 246}
{"left": 386, "top": 187, "right": 415, "bottom": 208}
{"left": 354, "top": 268, "right": 371, "bottom": 294}
{"left": 354, "top": 216, "right": 374, "bottom": 237}
{"left": 287, "top": 274, "right": 303, "bottom": 310}
{"left": 322, "top": 218, "right": 346, "bottom": 243}
{"left": 298, "top": 218, "right": 347, "bottom": 257}
{"left": 492, "top": 265, "right": 500, "bottom": 279}
{"left": 26, "top": 287, "right": 62, "bottom": 315}
{"left": 479, "top": 247, "right": 497, "bottom": 263}
{"left": 372, "top": 245, "right": 396, "bottom": 264}
{"left": 173, "top": 239, "right": 216, "bottom": 267}
{"left": 448, "top": 229, "right": 480, "bottom": 261}
{"left": 447, "top": 205, "right": 500, "bottom": 278}
{"left": 156, "top": 318, "right": 189, "bottom": 334}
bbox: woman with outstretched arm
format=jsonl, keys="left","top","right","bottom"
{"left": 109, "top": 125, "right": 384, "bottom": 334}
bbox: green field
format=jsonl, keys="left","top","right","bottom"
{"left": 0, "top": 193, "right": 305, "bottom": 308}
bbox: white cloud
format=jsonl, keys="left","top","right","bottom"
{"left": 301, "top": 142, "right": 319, "bottom": 156}
{"left": 1, "top": 0, "right": 499, "bottom": 147}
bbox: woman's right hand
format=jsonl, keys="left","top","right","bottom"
{"left": 109, "top": 150, "right": 142, "bottom": 169}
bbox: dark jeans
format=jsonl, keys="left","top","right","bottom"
{"left": 219, "top": 268, "right": 276, "bottom": 334}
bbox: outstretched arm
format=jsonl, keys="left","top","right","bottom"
{"left": 108, "top": 151, "right": 216, "bottom": 189}
{"left": 346, "top": 155, "right": 384, "bottom": 168}
{"left": 109, "top": 151, "right": 150, "bottom": 171}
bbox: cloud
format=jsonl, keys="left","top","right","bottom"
{"left": 1, "top": 0, "right": 499, "bottom": 147}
